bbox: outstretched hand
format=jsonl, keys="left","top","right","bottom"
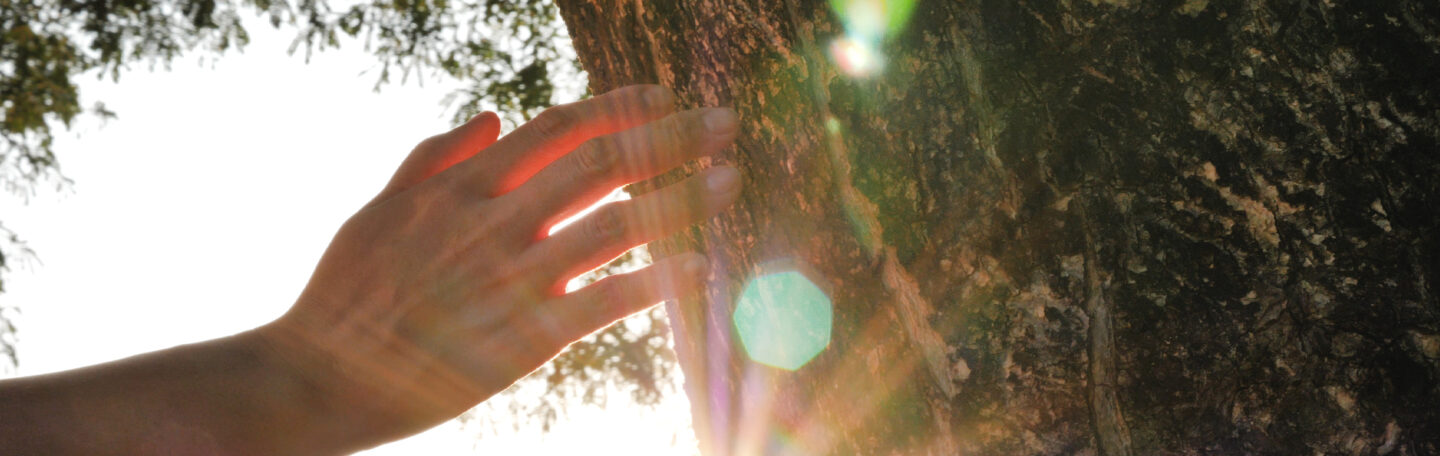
{"left": 259, "top": 85, "right": 740, "bottom": 449}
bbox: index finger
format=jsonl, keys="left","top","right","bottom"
{"left": 457, "top": 85, "right": 677, "bottom": 196}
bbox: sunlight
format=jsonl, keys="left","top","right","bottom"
{"left": 830, "top": 37, "right": 882, "bottom": 77}
{"left": 733, "top": 266, "right": 832, "bottom": 371}
{"left": 826, "top": 0, "right": 918, "bottom": 77}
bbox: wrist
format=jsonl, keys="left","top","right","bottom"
{"left": 251, "top": 311, "right": 441, "bottom": 453}
{"left": 244, "top": 320, "right": 388, "bottom": 454}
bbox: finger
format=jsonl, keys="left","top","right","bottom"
{"left": 454, "top": 85, "right": 676, "bottom": 196}
{"left": 506, "top": 107, "right": 739, "bottom": 236}
{"left": 529, "top": 253, "right": 709, "bottom": 347}
{"left": 369, "top": 112, "right": 502, "bottom": 208}
{"left": 523, "top": 166, "right": 741, "bottom": 291}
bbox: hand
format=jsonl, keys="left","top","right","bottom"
{"left": 256, "top": 85, "right": 741, "bottom": 449}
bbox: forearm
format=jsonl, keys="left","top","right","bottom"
{"left": 0, "top": 328, "right": 362, "bottom": 455}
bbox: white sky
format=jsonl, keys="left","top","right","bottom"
{"left": 0, "top": 16, "right": 697, "bottom": 455}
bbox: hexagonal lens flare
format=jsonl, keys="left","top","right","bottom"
{"left": 733, "top": 269, "right": 833, "bottom": 371}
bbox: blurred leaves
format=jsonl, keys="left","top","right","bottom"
{"left": 286, "top": 0, "right": 582, "bottom": 125}
{"left": 0, "top": 0, "right": 581, "bottom": 195}
{"left": 0, "top": 221, "right": 31, "bottom": 373}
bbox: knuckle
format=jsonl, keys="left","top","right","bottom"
{"left": 432, "top": 177, "right": 470, "bottom": 206}
{"left": 402, "top": 178, "right": 453, "bottom": 213}
{"left": 574, "top": 137, "right": 620, "bottom": 178}
{"left": 585, "top": 206, "right": 625, "bottom": 243}
{"left": 589, "top": 278, "right": 628, "bottom": 318}
{"left": 532, "top": 105, "right": 578, "bottom": 139}
{"left": 658, "top": 114, "right": 690, "bottom": 146}
{"left": 502, "top": 273, "right": 548, "bottom": 306}
{"left": 517, "top": 310, "right": 566, "bottom": 352}
{"left": 474, "top": 203, "right": 523, "bottom": 247}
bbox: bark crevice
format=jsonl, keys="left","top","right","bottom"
{"left": 1080, "top": 200, "right": 1134, "bottom": 456}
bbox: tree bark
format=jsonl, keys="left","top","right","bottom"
{"left": 555, "top": 1, "right": 1440, "bottom": 454}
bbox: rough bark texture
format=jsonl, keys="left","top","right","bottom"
{"left": 556, "top": 1, "right": 1440, "bottom": 454}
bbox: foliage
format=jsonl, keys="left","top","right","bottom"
{"left": 0, "top": 222, "right": 27, "bottom": 371}
{"left": 285, "top": 0, "right": 584, "bottom": 125}
{"left": 0, "top": 0, "right": 675, "bottom": 426}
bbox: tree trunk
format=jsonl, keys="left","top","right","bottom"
{"left": 555, "top": 1, "right": 1440, "bottom": 454}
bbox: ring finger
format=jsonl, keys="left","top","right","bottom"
{"left": 520, "top": 166, "right": 742, "bottom": 292}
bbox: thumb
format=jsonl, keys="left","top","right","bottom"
{"left": 369, "top": 112, "right": 502, "bottom": 207}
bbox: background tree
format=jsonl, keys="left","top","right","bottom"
{"left": 1, "top": 0, "right": 675, "bottom": 431}
{"left": 556, "top": 0, "right": 1440, "bottom": 454}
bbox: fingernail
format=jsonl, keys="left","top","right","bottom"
{"left": 646, "top": 87, "right": 672, "bottom": 109}
{"left": 684, "top": 255, "right": 709, "bottom": 276}
{"left": 707, "top": 167, "right": 740, "bottom": 193}
{"left": 703, "top": 108, "right": 738, "bottom": 135}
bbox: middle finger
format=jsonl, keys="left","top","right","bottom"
{"left": 505, "top": 107, "right": 739, "bottom": 237}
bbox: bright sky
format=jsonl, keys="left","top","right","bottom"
{"left": 0, "top": 16, "right": 697, "bottom": 455}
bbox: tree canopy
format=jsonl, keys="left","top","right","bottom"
{"left": 2, "top": 0, "right": 577, "bottom": 195}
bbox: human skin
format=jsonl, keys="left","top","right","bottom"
{"left": 0, "top": 85, "right": 740, "bottom": 455}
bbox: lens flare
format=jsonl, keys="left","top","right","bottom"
{"left": 826, "top": 0, "right": 918, "bottom": 77}
{"left": 838, "top": 0, "right": 886, "bottom": 42}
{"left": 829, "top": 0, "right": 919, "bottom": 41}
{"left": 733, "top": 268, "right": 833, "bottom": 371}
{"left": 831, "top": 37, "right": 881, "bottom": 77}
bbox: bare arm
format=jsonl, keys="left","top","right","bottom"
{"left": 0, "top": 331, "right": 359, "bottom": 454}
{"left": 0, "top": 85, "right": 741, "bottom": 455}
